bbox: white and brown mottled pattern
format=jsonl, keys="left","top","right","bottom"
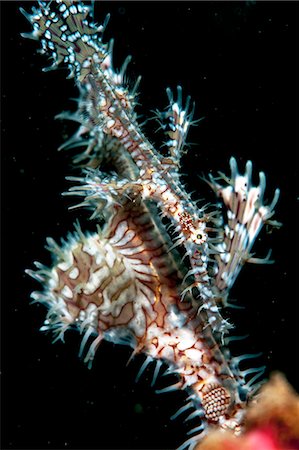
{"left": 29, "top": 195, "right": 248, "bottom": 436}
{"left": 23, "top": 2, "right": 281, "bottom": 449}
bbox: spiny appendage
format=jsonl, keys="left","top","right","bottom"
{"left": 180, "top": 156, "right": 281, "bottom": 337}
{"left": 153, "top": 86, "right": 196, "bottom": 173}
{"left": 56, "top": 90, "right": 139, "bottom": 179}
{"left": 146, "top": 296, "right": 264, "bottom": 424}
{"left": 206, "top": 156, "right": 281, "bottom": 305}
{"left": 175, "top": 313, "right": 267, "bottom": 444}
{"left": 21, "top": 0, "right": 142, "bottom": 140}
{"left": 180, "top": 155, "right": 281, "bottom": 337}
{"left": 135, "top": 306, "right": 252, "bottom": 445}
{"left": 65, "top": 165, "right": 229, "bottom": 339}
{"left": 180, "top": 215, "right": 233, "bottom": 339}
{"left": 21, "top": 1, "right": 214, "bottom": 280}
{"left": 151, "top": 280, "right": 267, "bottom": 444}
{"left": 21, "top": 1, "right": 163, "bottom": 180}
{"left": 61, "top": 135, "right": 212, "bottom": 253}
{"left": 88, "top": 79, "right": 213, "bottom": 264}
{"left": 21, "top": 2, "right": 280, "bottom": 305}
{"left": 64, "top": 169, "right": 143, "bottom": 221}
{"left": 62, "top": 135, "right": 229, "bottom": 340}
{"left": 26, "top": 197, "right": 186, "bottom": 367}
{"left": 20, "top": 0, "right": 110, "bottom": 81}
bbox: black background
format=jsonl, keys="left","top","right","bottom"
{"left": 2, "top": 1, "right": 298, "bottom": 449}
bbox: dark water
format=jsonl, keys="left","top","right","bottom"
{"left": 2, "top": 1, "right": 298, "bottom": 449}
